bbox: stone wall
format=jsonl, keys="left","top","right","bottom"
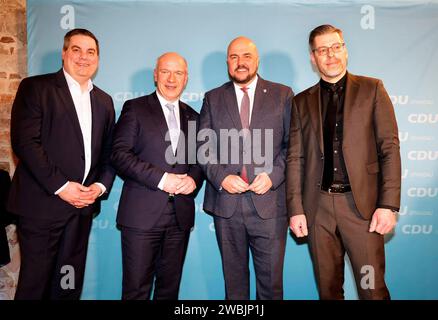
{"left": 0, "top": 0, "right": 26, "bottom": 300}
{"left": 0, "top": 0, "right": 27, "bottom": 175}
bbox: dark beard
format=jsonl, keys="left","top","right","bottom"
{"left": 228, "top": 70, "right": 257, "bottom": 84}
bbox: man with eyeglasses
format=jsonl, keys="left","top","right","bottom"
{"left": 286, "top": 24, "right": 401, "bottom": 299}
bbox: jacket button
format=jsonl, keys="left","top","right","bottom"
{"left": 172, "top": 164, "right": 176, "bottom": 168}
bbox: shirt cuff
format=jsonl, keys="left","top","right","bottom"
{"left": 54, "top": 181, "right": 70, "bottom": 195}
{"left": 94, "top": 182, "right": 107, "bottom": 197}
{"left": 158, "top": 172, "right": 168, "bottom": 190}
{"left": 378, "top": 205, "right": 399, "bottom": 212}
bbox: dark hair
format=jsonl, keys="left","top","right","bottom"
{"left": 63, "top": 28, "right": 99, "bottom": 55}
{"left": 309, "top": 24, "right": 343, "bottom": 49}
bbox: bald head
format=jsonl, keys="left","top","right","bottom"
{"left": 155, "top": 52, "right": 188, "bottom": 71}
{"left": 227, "top": 36, "right": 259, "bottom": 86}
{"left": 154, "top": 52, "right": 188, "bottom": 102}
{"left": 227, "top": 36, "right": 259, "bottom": 57}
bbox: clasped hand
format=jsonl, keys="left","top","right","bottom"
{"left": 58, "top": 182, "right": 102, "bottom": 208}
{"left": 163, "top": 173, "right": 196, "bottom": 195}
{"left": 221, "top": 172, "right": 272, "bottom": 195}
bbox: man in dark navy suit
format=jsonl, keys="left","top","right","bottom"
{"left": 111, "top": 52, "right": 203, "bottom": 300}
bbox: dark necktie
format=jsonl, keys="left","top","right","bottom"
{"left": 323, "top": 84, "right": 340, "bottom": 186}
{"left": 240, "top": 87, "right": 250, "bottom": 183}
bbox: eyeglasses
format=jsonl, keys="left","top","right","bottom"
{"left": 312, "top": 42, "right": 345, "bottom": 56}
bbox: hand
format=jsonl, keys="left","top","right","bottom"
{"left": 248, "top": 172, "right": 272, "bottom": 195}
{"left": 221, "top": 175, "right": 249, "bottom": 194}
{"left": 175, "top": 176, "right": 196, "bottom": 195}
{"left": 369, "top": 208, "right": 397, "bottom": 234}
{"left": 58, "top": 182, "right": 93, "bottom": 208}
{"left": 81, "top": 183, "right": 103, "bottom": 201}
{"left": 289, "top": 214, "right": 308, "bottom": 237}
{"left": 163, "top": 173, "right": 187, "bottom": 194}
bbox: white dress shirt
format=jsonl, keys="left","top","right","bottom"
{"left": 55, "top": 69, "right": 105, "bottom": 195}
{"left": 233, "top": 75, "right": 258, "bottom": 124}
{"left": 156, "top": 91, "right": 181, "bottom": 190}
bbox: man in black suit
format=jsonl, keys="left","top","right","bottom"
{"left": 287, "top": 25, "right": 400, "bottom": 299}
{"left": 111, "top": 52, "right": 203, "bottom": 300}
{"left": 8, "top": 29, "right": 115, "bottom": 299}
{"left": 199, "top": 37, "right": 293, "bottom": 299}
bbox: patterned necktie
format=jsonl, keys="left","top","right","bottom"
{"left": 240, "top": 87, "right": 250, "bottom": 183}
{"left": 165, "top": 103, "right": 179, "bottom": 154}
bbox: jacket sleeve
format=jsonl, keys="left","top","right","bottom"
{"left": 111, "top": 101, "right": 165, "bottom": 190}
{"left": 269, "top": 87, "right": 294, "bottom": 189}
{"left": 10, "top": 78, "right": 68, "bottom": 194}
{"left": 286, "top": 99, "right": 306, "bottom": 217}
{"left": 373, "top": 80, "right": 401, "bottom": 209}
{"left": 95, "top": 95, "right": 116, "bottom": 196}
{"left": 197, "top": 93, "right": 232, "bottom": 190}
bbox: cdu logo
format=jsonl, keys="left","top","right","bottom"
{"left": 401, "top": 225, "right": 433, "bottom": 235}
{"left": 390, "top": 95, "right": 409, "bottom": 106}
{"left": 399, "top": 132, "right": 409, "bottom": 142}
{"left": 398, "top": 206, "right": 408, "bottom": 216}
{"left": 408, "top": 151, "right": 438, "bottom": 161}
{"left": 407, "top": 188, "right": 438, "bottom": 198}
{"left": 408, "top": 114, "right": 438, "bottom": 124}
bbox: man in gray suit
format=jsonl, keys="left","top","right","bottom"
{"left": 199, "top": 36, "right": 293, "bottom": 299}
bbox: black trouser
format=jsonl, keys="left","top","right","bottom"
{"left": 120, "top": 201, "right": 190, "bottom": 300}
{"left": 15, "top": 212, "right": 92, "bottom": 300}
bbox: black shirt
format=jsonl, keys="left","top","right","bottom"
{"left": 320, "top": 73, "right": 349, "bottom": 189}
{"left": 319, "top": 73, "right": 398, "bottom": 212}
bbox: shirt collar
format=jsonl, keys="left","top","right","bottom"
{"left": 233, "top": 74, "right": 259, "bottom": 92}
{"left": 156, "top": 90, "right": 179, "bottom": 109}
{"left": 63, "top": 68, "right": 93, "bottom": 93}
{"left": 320, "top": 72, "right": 347, "bottom": 91}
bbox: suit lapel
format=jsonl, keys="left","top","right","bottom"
{"left": 90, "top": 89, "right": 100, "bottom": 163}
{"left": 176, "top": 102, "right": 190, "bottom": 159}
{"left": 249, "top": 77, "right": 267, "bottom": 130}
{"left": 223, "top": 83, "right": 243, "bottom": 130}
{"left": 343, "top": 73, "right": 360, "bottom": 146}
{"left": 148, "top": 93, "right": 171, "bottom": 143}
{"left": 306, "top": 84, "right": 324, "bottom": 153}
{"left": 55, "top": 70, "right": 85, "bottom": 152}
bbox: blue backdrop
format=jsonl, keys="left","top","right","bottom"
{"left": 27, "top": 0, "right": 438, "bottom": 299}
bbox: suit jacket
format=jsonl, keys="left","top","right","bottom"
{"left": 286, "top": 72, "right": 401, "bottom": 226}
{"left": 111, "top": 92, "right": 204, "bottom": 231}
{"left": 199, "top": 77, "right": 293, "bottom": 219}
{"left": 7, "top": 69, "right": 116, "bottom": 220}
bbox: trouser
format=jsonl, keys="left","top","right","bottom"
{"left": 15, "top": 212, "right": 92, "bottom": 300}
{"left": 214, "top": 194, "right": 288, "bottom": 300}
{"left": 308, "top": 191, "right": 390, "bottom": 300}
{"left": 121, "top": 201, "right": 190, "bottom": 300}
